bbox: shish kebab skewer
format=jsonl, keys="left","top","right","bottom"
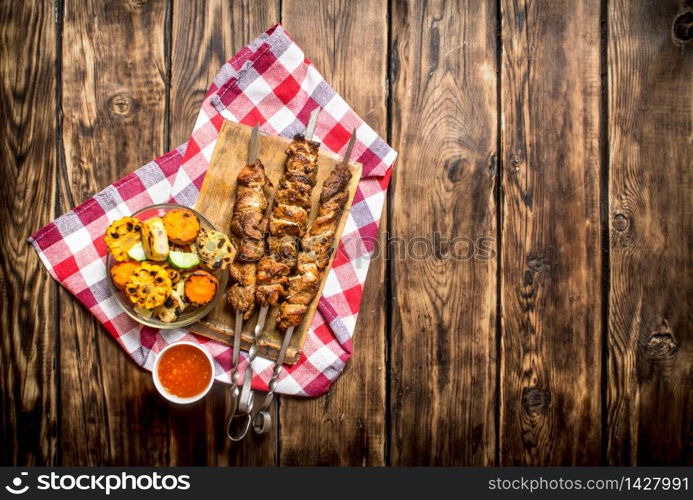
{"left": 226, "top": 123, "right": 270, "bottom": 440}
{"left": 227, "top": 122, "right": 271, "bottom": 340}
{"left": 230, "top": 108, "right": 321, "bottom": 440}
{"left": 250, "top": 107, "right": 322, "bottom": 345}
{"left": 252, "top": 129, "right": 357, "bottom": 435}
{"left": 277, "top": 131, "right": 356, "bottom": 329}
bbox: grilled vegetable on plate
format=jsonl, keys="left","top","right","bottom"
{"left": 168, "top": 250, "right": 201, "bottom": 270}
{"left": 104, "top": 217, "right": 142, "bottom": 262}
{"left": 103, "top": 204, "right": 230, "bottom": 328}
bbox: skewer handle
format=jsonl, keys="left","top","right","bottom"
{"left": 225, "top": 310, "right": 250, "bottom": 441}
{"left": 235, "top": 305, "right": 269, "bottom": 422}
{"left": 225, "top": 396, "right": 251, "bottom": 441}
{"left": 305, "top": 108, "right": 320, "bottom": 140}
{"left": 245, "top": 112, "right": 321, "bottom": 437}
{"left": 247, "top": 123, "right": 259, "bottom": 164}
{"left": 253, "top": 326, "right": 295, "bottom": 435}
{"left": 230, "top": 310, "right": 243, "bottom": 383}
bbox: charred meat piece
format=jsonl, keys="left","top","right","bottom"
{"left": 301, "top": 176, "right": 350, "bottom": 270}
{"left": 255, "top": 256, "right": 290, "bottom": 285}
{"left": 255, "top": 256, "right": 290, "bottom": 305}
{"left": 230, "top": 211, "right": 265, "bottom": 242}
{"left": 285, "top": 135, "right": 319, "bottom": 175}
{"left": 319, "top": 164, "right": 352, "bottom": 205}
{"left": 255, "top": 283, "right": 285, "bottom": 306}
{"left": 229, "top": 261, "right": 255, "bottom": 286}
{"left": 269, "top": 204, "right": 308, "bottom": 236}
{"left": 277, "top": 302, "right": 308, "bottom": 330}
{"left": 229, "top": 159, "right": 272, "bottom": 260}
{"left": 227, "top": 261, "right": 257, "bottom": 317}
{"left": 274, "top": 180, "right": 311, "bottom": 210}
{"left": 267, "top": 235, "right": 299, "bottom": 265}
{"left": 228, "top": 283, "right": 255, "bottom": 319}
{"left": 285, "top": 266, "right": 319, "bottom": 305}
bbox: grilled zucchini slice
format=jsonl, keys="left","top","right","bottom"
{"left": 127, "top": 242, "right": 147, "bottom": 261}
{"left": 168, "top": 250, "right": 200, "bottom": 270}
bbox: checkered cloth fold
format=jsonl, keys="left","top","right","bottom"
{"left": 29, "top": 24, "right": 396, "bottom": 397}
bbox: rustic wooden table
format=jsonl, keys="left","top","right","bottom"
{"left": 1, "top": 0, "right": 690, "bottom": 466}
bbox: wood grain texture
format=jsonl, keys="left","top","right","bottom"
{"left": 607, "top": 0, "right": 693, "bottom": 465}
{"left": 169, "top": 0, "right": 279, "bottom": 147}
{"left": 500, "top": 0, "right": 602, "bottom": 465}
{"left": 389, "top": 0, "right": 498, "bottom": 465}
{"left": 4, "top": 0, "right": 693, "bottom": 467}
{"left": 0, "top": 0, "right": 58, "bottom": 466}
{"left": 169, "top": 1, "right": 278, "bottom": 465}
{"left": 59, "top": 0, "right": 170, "bottom": 465}
{"left": 277, "top": 0, "right": 389, "bottom": 466}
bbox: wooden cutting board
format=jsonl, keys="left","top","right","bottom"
{"left": 190, "top": 121, "right": 362, "bottom": 365}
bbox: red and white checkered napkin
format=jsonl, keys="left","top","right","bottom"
{"left": 29, "top": 24, "right": 396, "bottom": 397}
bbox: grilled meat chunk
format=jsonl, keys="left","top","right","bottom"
{"left": 286, "top": 135, "right": 319, "bottom": 174}
{"left": 274, "top": 180, "right": 311, "bottom": 210}
{"left": 277, "top": 302, "right": 308, "bottom": 330}
{"left": 228, "top": 262, "right": 258, "bottom": 319}
{"left": 230, "top": 211, "right": 265, "bottom": 242}
{"left": 255, "top": 283, "right": 285, "bottom": 306}
{"left": 285, "top": 266, "right": 319, "bottom": 305}
{"left": 267, "top": 236, "right": 299, "bottom": 266}
{"left": 319, "top": 164, "right": 352, "bottom": 204}
{"left": 228, "top": 283, "right": 255, "bottom": 319}
{"left": 301, "top": 178, "right": 350, "bottom": 270}
{"left": 270, "top": 204, "right": 308, "bottom": 235}
{"left": 255, "top": 256, "right": 290, "bottom": 285}
{"left": 255, "top": 256, "right": 290, "bottom": 305}
{"left": 230, "top": 159, "right": 272, "bottom": 261}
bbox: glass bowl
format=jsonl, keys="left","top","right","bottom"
{"left": 106, "top": 203, "right": 228, "bottom": 329}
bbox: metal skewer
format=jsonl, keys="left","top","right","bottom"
{"left": 253, "top": 127, "right": 357, "bottom": 435}
{"left": 233, "top": 108, "right": 321, "bottom": 436}
{"left": 253, "top": 322, "right": 294, "bottom": 434}
{"left": 304, "top": 106, "right": 320, "bottom": 140}
{"left": 226, "top": 123, "right": 259, "bottom": 441}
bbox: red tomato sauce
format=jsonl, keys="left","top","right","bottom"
{"left": 157, "top": 344, "right": 212, "bottom": 398}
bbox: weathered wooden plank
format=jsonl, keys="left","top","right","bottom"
{"left": 607, "top": 0, "right": 692, "bottom": 465}
{"left": 169, "top": 0, "right": 278, "bottom": 146}
{"left": 390, "top": 0, "right": 498, "bottom": 465}
{"left": 0, "top": 0, "right": 58, "bottom": 466}
{"left": 500, "top": 0, "right": 602, "bottom": 465}
{"left": 169, "top": 0, "right": 278, "bottom": 465}
{"left": 278, "top": 0, "right": 388, "bottom": 466}
{"left": 60, "top": 0, "right": 170, "bottom": 465}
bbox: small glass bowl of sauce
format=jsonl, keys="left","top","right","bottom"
{"left": 153, "top": 342, "right": 214, "bottom": 404}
